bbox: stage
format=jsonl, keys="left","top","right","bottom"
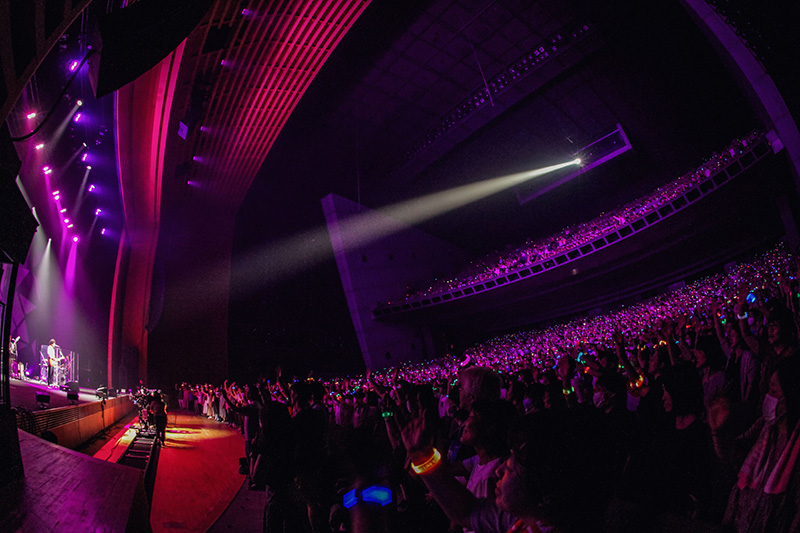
{"left": 8, "top": 376, "right": 102, "bottom": 411}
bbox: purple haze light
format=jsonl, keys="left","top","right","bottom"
{"left": 81, "top": 153, "right": 88, "bottom": 162}
{"left": 69, "top": 60, "right": 79, "bottom": 71}
{"left": 35, "top": 143, "right": 44, "bottom": 150}
{"left": 73, "top": 113, "right": 82, "bottom": 122}
{"left": 101, "top": 228, "right": 106, "bottom": 235}
{"left": 72, "top": 236, "right": 79, "bottom": 242}
{"left": 88, "top": 184, "right": 96, "bottom": 192}
{"left": 27, "top": 112, "right": 37, "bottom": 119}
{"left": 95, "top": 208, "right": 101, "bottom": 216}
{"left": 64, "top": 218, "right": 70, "bottom": 224}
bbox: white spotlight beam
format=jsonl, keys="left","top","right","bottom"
{"left": 228, "top": 158, "right": 579, "bottom": 296}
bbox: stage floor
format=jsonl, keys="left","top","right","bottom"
{"left": 9, "top": 377, "right": 106, "bottom": 412}
{"left": 94, "top": 411, "right": 247, "bottom": 532}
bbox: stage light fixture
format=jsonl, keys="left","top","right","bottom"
{"left": 82, "top": 142, "right": 87, "bottom": 147}
{"left": 86, "top": 166, "right": 92, "bottom": 170}
{"left": 35, "top": 143, "right": 44, "bottom": 150}
{"left": 60, "top": 208, "right": 67, "bottom": 213}
{"left": 52, "top": 190, "right": 59, "bottom": 195}
{"left": 73, "top": 113, "right": 82, "bottom": 123}
{"left": 43, "top": 166, "right": 52, "bottom": 174}
{"left": 76, "top": 100, "right": 83, "bottom": 106}
{"left": 54, "top": 195, "right": 60, "bottom": 201}
{"left": 64, "top": 218, "right": 70, "bottom": 223}
{"left": 88, "top": 184, "right": 95, "bottom": 192}
{"left": 101, "top": 228, "right": 107, "bottom": 235}
{"left": 95, "top": 208, "right": 101, "bottom": 216}
{"left": 67, "top": 224, "right": 74, "bottom": 228}
{"left": 72, "top": 236, "right": 79, "bottom": 242}
{"left": 27, "top": 112, "right": 37, "bottom": 119}
{"left": 81, "top": 153, "right": 88, "bottom": 162}
{"left": 69, "top": 60, "right": 79, "bottom": 71}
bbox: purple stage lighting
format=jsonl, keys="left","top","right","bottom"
{"left": 67, "top": 224, "right": 74, "bottom": 228}
{"left": 76, "top": 100, "right": 83, "bottom": 107}
{"left": 43, "top": 166, "right": 52, "bottom": 174}
{"left": 73, "top": 113, "right": 82, "bottom": 123}
{"left": 95, "top": 208, "right": 101, "bottom": 216}
{"left": 101, "top": 228, "right": 106, "bottom": 235}
{"left": 27, "top": 112, "right": 37, "bottom": 119}
{"left": 60, "top": 208, "right": 67, "bottom": 213}
{"left": 69, "top": 60, "right": 79, "bottom": 71}
{"left": 35, "top": 143, "right": 44, "bottom": 150}
{"left": 54, "top": 195, "right": 60, "bottom": 201}
{"left": 86, "top": 166, "right": 92, "bottom": 170}
{"left": 81, "top": 153, "right": 88, "bottom": 162}
{"left": 88, "top": 185, "right": 96, "bottom": 192}
{"left": 72, "top": 236, "right": 79, "bottom": 242}
{"left": 64, "top": 218, "right": 70, "bottom": 224}
{"left": 220, "top": 59, "right": 227, "bottom": 66}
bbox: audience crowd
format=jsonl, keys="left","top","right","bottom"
{"left": 395, "top": 131, "right": 764, "bottom": 302}
{"left": 174, "top": 243, "right": 800, "bottom": 532}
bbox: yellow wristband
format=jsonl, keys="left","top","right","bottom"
{"left": 411, "top": 448, "right": 442, "bottom": 475}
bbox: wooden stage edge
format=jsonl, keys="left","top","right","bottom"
{"left": 0, "top": 430, "right": 149, "bottom": 532}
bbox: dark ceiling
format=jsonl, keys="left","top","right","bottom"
{"left": 229, "top": 0, "right": 761, "bottom": 377}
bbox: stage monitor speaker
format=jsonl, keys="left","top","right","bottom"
{"left": 88, "top": 0, "right": 214, "bottom": 98}
{"left": 35, "top": 393, "right": 50, "bottom": 407}
{"left": 108, "top": 388, "right": 117, "bottom": 398}
{"left": 65, "top": 381, "right": 79, "bottom": 394}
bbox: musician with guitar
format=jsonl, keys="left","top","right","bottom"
{"left": 46, "top": 339, "right": 64, "bottom": 387}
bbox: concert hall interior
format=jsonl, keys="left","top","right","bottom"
{"left": 1, "top": 0, "right": 799, "bottom": 532}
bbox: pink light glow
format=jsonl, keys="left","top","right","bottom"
{"left": 73, "top": 113, "right": 82, "bottom": 122}
{"left": 95, "top": 208, "right": 101, "bottom": 216}
{"left": 69, "top": 60, "right": 79, "bottom": 71}
{"left": 60, "top": 208, "right": 67, "bottom": 213}
{"left": 88, "top": 184, "right": 96, "bottom": 192}
{"left": 27, "top": 112, "right": 37, "bottom": 119}
{"left": 67, "top": 224, "right": 74, "bottom": 228}
{"left": 52, "top": 189, "right": 59, "bottom": 195}
{"left": 101, "top": 228, "right": 106, "bottom": 235}
{"left": 64, "top": 218, "right": 70, "bottom": 223}
{"left": 81, "top": 153, "right": 88, "bottom": 162}
{"left": 72, "top": 236, "right": 79, "bottom": 242}
{"left": 35, "top": 143, "right": 44, "bottom": 150}
{"left": 54, "top": 195, "right": 60, "bottom": 201}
